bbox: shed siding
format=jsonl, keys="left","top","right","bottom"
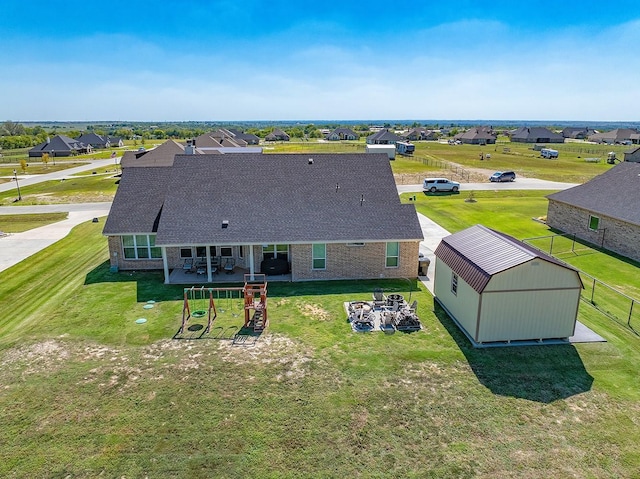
{"left": 434, "top": 259, "right": 481, "bottom": 339}
{"left": 483, "top": 259, "right": 582, "bottom": 292}
{"left": 478, "top": 289, "right": 579, "bottom": 342}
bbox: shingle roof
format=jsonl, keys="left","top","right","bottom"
{"left": 105, "top": 153, "right": 424, "bottom": 246}
{"left": 103, "top": 167, "right": 172, "bottom": 234}
{"left": 29, "top": 135, "right": 87, "bottom": 154}
{"left": 367, "top": 129, "right": 401, "bottom": 143}
{"left": 547, "top": 161, "right": 640, "bottom": 226}
{"left": 120, "top": 140, "right": 189, "bottom": 168}
{"left": 511, "top": 126, "right": 564, "bottom": 141}
{"left": 435, "top": 224, "right": 576, "bottom": 293}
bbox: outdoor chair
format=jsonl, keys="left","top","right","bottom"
{"left": 224, "top": 258, "right": 235, "bottom": 274}
{"left": 183, "top": 258, "right": 194, "bottom": 273}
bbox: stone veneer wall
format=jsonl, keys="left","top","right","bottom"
{"left": 547, "top": 201, "right": 640, "bottom": 263}
{"left": 290, "top": 241, "right": 419, "bottom": 281}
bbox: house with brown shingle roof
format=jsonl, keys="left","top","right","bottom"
{"left": 546, "top": 162, "right": 640, "bottom": 262}
{"left": 588, "top": 128, "right": 639, "bottom": 145}
{"left": 454, "top": 126, "right": 496, "bottom": 145}
{"left": 510, "top": 127, "right": 564, "bottom": 143}
{"left": 103, "top": 153, "right": 423, "bottom": 283}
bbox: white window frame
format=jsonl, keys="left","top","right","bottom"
{"left": 312, "top": 243, "right": 326, "bottom": 270}
{"left": 385, "top": 242, "right": 399, "bottom": 268}
{"left": 122, "top": 234, "right": 162, "bottom": 260}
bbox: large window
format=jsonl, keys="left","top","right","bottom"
{"left": 589, "top": 215, "right": 600, "bottom": 231}
{"left": 451, "top": 273, "right": 458, "bottom": 296}
{"left": 312, "top": 243, "right": 326, "bottom": 270}
{"left": 385, "top": 242, "right": 399, "bottom": 268}
{"left": 122, "top": 235, "right": 161, "bottom": 259}
{"left": 263, "top": 244, "right": 289, "bottom": 260}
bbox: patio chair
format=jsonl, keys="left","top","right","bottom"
{"left": 182, "top": 258, "right": 194, "bottom": 273}
{"left": 224, "top": 258, "right": 235, "bottom": 274}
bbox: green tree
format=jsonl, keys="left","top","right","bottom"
{"left": 19, "top": 159, "right": 27, "bottom": 173}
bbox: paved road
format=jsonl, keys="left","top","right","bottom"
{"left": 0, "top": 158, "right": 117, "bottom": 194}
{"left": 0, "top": 160, "right": 118, "bottom": 273}
{"left": 397, "top": 178, "right": 579, "bottom": 194}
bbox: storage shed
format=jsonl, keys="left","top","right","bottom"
{"left": 434, "top": 225, "right": 583, "bottom": 346}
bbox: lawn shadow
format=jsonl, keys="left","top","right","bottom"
{"left": 84, "top": 260, "right": 187, "bottom": 302}
{"left": 433, "top": 299, "right": 594, "bottom": 403}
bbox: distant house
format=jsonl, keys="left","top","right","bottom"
{"left": 120, "top": 139, "right": 203, "bottom": 168}
{"left": 454, "top": 126, "right": 496, "bottom": 145}
{"left": 103, "top": 153, "right": 423, "bottom": 283}
{"left": 510, "top": 127, "right": 564, "bottom": 144}
{"left": 434, "top": 224, "right": 582, "bottom": 346}
{"left": 588, "top": 128, "right": 639, "bottom": 145}
{"left": 630, "top": 133, "right": 640, "bottom": 145}
{"left": 404, "top": 128, "right": 438, "bottom": 141}
{"left": 561, "top": 127, "right": 596, "bottom": 139}
{"left": 29, "top": 135, "right": 92, "bottom": 158}
{"left": 76, "top": 133, "right": 123, "bottom": 148}
{"left": 326, "top": 128, "right": 358, "bottom": 141}
{"left": 623, "top": 146, "right": 640, "bottom": 163}
{"left": 227, "top": 128, "right": 261, "bottom": 145}
{"left": 366, "top": 129, "right": 401, "bottom": 145}
{"left": 547, "top": 162, "right": 640, "bottom": 263}
{"left": 264, "top": 129, "right": 290, "bottom": 142}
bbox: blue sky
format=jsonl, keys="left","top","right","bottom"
{"left": 1, "top": 0, "right": 639, "bottom": 121}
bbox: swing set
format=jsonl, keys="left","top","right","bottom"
{"left": 180, "top": 274, "right": 268, "bottom": 335}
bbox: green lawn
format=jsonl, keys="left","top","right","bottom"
{"left": 0, "top": 162, "right": 87, "bottom": 177}
{"left": 0, "top": 212, "right": 68, "bottom": 233}
{"left": 0, "top": 173, "right": 119, "bottom": 205}
{"left": 1, "top": 215, "right": 640, "bottom": 476}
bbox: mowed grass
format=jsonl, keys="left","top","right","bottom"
{"left": 0, "top": 212, "right": 68, "bottom": 233}
{"left": 0, "top": 162, "right": 87, "bottom": 177}
{"left": 407, "top": 189, "right": 640, "bottom": 300}
{"left": 1, "top": 218, "right": 640, "bottom": 476}
{"left": 0, "top": 173, "right": 119, "bottom": 205}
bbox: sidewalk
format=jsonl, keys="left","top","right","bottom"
{"left": 416, "top": 212, "right": 450, "bottom": 295}
{"left": 0, "top": 204, "right": 111, "bottom": 273}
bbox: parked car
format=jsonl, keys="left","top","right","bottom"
{"left": 489, "top": 171, "right": 516, "bottom": 182}
{"left": 423, "top": 177, "right": 460, "bottom": 192}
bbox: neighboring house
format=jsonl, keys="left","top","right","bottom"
{"left": 326, "top": 128, "right": 358, "bottom": 141}
{"left": 227, "top": 128, "right": 261, "bottom": 145}
{"left": 76, "top": 133, "right": 124, "bottom": 148}
{"left": 624, "top": 146, "right": 640, "bottom": 162}
{"left": 103, "top": 153, "right": 424, "bottom": 283}
{"left": 366, "top": 129, "right": 402, "bottom": 145}
{"left": 434, "top": 224, "right": 582, "bottom": 346}
{"left": 120, "top": 139, "right": 203, "bottom": 168}
{"left": 454, "top": 126, "right": 497, "bottom": 145}
{"left": 546, "top": 162, "right": 640, "bottom": 263}
{"left": 404, "top": 128, "right": 438, "bottom": 141}
{"left": 264, "top": 129, "right": 290, "bottom": 141}
{"left": 29, "top": 135, "right": 92, "bottom": 158}
{"left": 630, "top": 133, "right": 640, "bottom": 145}
{"left": 561, "top": 127, "right": 596, "bottom": 139}
{"left": 588, "top": 128, "right": 639, "bottom": 144}
{"left": 510, "top": 127, "right": 564, "bottom": 143}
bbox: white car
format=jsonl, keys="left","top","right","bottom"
{"left": 423, "top": 177, "right": 460, "bottom": 192}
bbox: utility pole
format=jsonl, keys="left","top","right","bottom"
{"left": 13, "top": 169, "right": 22, "bottom": 201}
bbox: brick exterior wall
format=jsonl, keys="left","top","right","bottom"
{"left": 107, "top": 236, "right": 164, "bottom": 271}
{"left": 107, "top": 237, "right": 421, "bottom": 280}
{"left": 290, "top": 241, "right": 419, "bottom": 281}
{"left": 547, "top": 201, "right": 640, "bottom": 263}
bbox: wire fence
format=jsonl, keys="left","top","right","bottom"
{"left": 524, "top": 233, "right": 640, "bottom": 335}
{"left": 396, "top": 155, "right": 473, "bottom": 183}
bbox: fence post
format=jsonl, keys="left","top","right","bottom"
{"left": 591, "top": 278, "right": 596, "bottom": 304}
{"left": 572, "top": 234, "right": 576, "bottom": 253}
{"left": 629, "top": 300, "right": 635, "bottom": 327}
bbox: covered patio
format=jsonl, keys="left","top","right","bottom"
{"left": 168, "top": 266, "right": 292, "bottom": 284}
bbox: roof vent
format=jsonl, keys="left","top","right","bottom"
{"left": 308, "top": 158, "right": 313, "bottom": 164}
{"left": 222, "top": 220, "right": 229, "bottom": 229}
